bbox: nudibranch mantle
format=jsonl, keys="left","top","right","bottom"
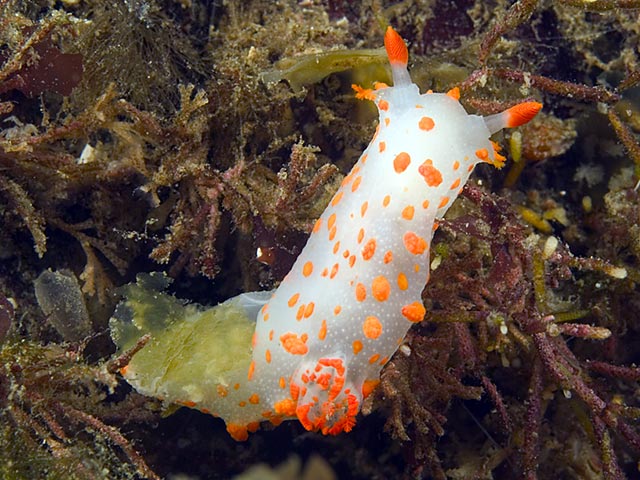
{"left": 110, "top": 27, "right": 541, "bottom": 441}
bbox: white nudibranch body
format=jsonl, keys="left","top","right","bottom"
{"left": 110, "top": 27, "right": 541, "bottom": 441}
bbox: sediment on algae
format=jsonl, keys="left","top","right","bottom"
{"left": 0, "top": 0, "right": 639, "bottom": 478}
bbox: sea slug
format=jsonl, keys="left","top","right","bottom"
{"left": 110, "top": 27, "right": 541, "bottom": 441}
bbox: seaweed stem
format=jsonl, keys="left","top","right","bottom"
{"left": 106, "top": 334, "right": 151, "bottom": 374}
{"left": 58, "top": 404, "right": 161, "bottom": 480}
{"left": 608, "top": 108, "right": 640, "bottom": 179}
{"left": 522, "top": 358, "right": 543, "bottom": 479}
{"left": 563, "top": 0, "right": 640, "bottom": 10}
{"left": 479, "top": 0, "right": 541, "bottom": 64}
{"left": 491, "top": 68, "right": 620, "bottom": 104}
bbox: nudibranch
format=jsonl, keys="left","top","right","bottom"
{"left": 110, "top": 27, "right": 541, "bottom": 441}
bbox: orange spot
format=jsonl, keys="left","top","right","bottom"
{"left": 321, "top": 267, "right": 329, "bottom": 277}
{"left": 353, "top": 340, "right": 363, "bottom": 354}
{"left": 226, "top": 423, "right": 249, "bottom": 441}
{"left": 352, "top": 176, "right": 362, "bottom": 192}
{"left": 274, "top": 398, "right": 297, "bottom": 416}
{"left": 363, "top": 315, "right": 383, "bottom": 339}
{"left": 393, "top": 152, "right": 411, "bottom": 173}
{"left": 304, "top": 302, "right": 315, "bottom": 318}
{"left": 491, "top": 140, "right": 507, "bottom": 168}
{"left": 361, "top": 153, "right": 368, "bottom": 164}
{"left": 252, "top": 331, "right": 258, "bottom": 348}
{"left": 402, "top": 205, "right": 415, "bottom": 220}
{"left": 419, "top": 159, "right": 443, "bottom": 186}
{"left": 290, "top": 383, "right": 300, "bottom": 401}
{"left": 270, "top": 415, "right": 284, "bottom": 426}
{"left": 368, "top": 353, "right": 381, "bottom": 364}
{"left": 438, "top": 196, "right": 450, "bottom": 208}
{"left": 446, "top": 86, "right": 460, "bottom": 100}
{"left": 329, "top": 225, "right": 337, "bottom": 241}
{"left": 296, "top": 404, "right": 314, "bottom": 431}
{"left": 378, "top": 99, "right": 389, "bottom": 111}
{"left": 379, "top": 141, "right": 386, "bottom": 153}
{"left": 371, "top": 276, "right": 391, "bottom": 302}
{"left": 384, "top": 250, "right": 393, "bottom": 264}
{"left": 247, "top": 422, "right": 260, "bottom": 433}
{"left": 450, "top": 178, "right": 461, "bottom": 190}
{"left": 234, "top": 383, "right": 240, "bottom": 390}
{"left": 352, "top": 84, "right": 376, "bottom": 101}
{"left": 328, "top": 212, "right": 337, "bottom": 230}
{"left": 357, "top": 228, "right": 365, "bottom": 243}
{"left": 296, "top": 305, "right": 305, "bottom": 321}
{"left": 453, "top": 160, "right": 460, "bottom": 170}
{"left": 263, "top": 313, "right": 270, "bottom": 322}
{"left": 422, "top": 199, "right": 430, "bottom": 209}
{"left": 362, "top": 379, "right": 380, "bottom": 398}
{"left": 397, "top": 272, "right": 409, "bottom": 290}
{"left": 349, "top": 255, "right": 356, "bottom": 267}
{"left": 403, "top": 231, "right": 428, "bottom": 255}
{"left": 302, "top": 261, "right": 313, "bottom": 277}
{"left": 402, "top": 301, "right": 426, "bottom": 323}
{"left": 179, "top": 400, "right": 197, "bottom": 408}
{"left": 419, "top": 116, "right": 435, "bottom": 131}
{"left": 333, "top": 241, "right": 340, "bottom": 254}
{"left": 249, "top": 393, "right": 260, "bottom": 405}
{"left": 269, "top": 329, "right": 274, "bottom": 341}
{"left": 312, "top": 218, "right": 322, "bottom": 233}
{"left": 331, "top": 191, "right": 343, "bottom": 207}
{"left": 280, "top": 332, "right": 309, "bottom": 355}
{"left": 468, "top": 163, "right": 474, "bottom": 172}
{"left": 505, "top": 101, "right": 542, "bottom": 128}
{"left": 217, "top": 385, "right": 228, "bottom": 397}
{"left": 383, "top": 195, "right": 391, "bottom": 207}
{"left": 319, "top": 319, "right": 327, "bottom": 340}
{"left": 248, "top": 360, "right": 256, "bottom": 380}
{"left": 362, "top": 238, "right": 376, "bottom": 260}
{"left": 279, "top": 377, "right": 286, "bottom": 389}
{"left": 342, "top": 249, "right": 350, "bottom": 258}
{"left": 334, "top": 305, "right": 342, "bottom": 315}
{"left": 288, "top": 293, "right": 300, "bottom": 307}
{"left": 385, "top": 117, "right": 390, "bottom": 126}
{"left": 372, "top": 124, "right": 380, "bottom": 141}
{"left": 265, "top": 349, "right": 272, "bottom": 363}
{"left": 340, "top": 172, "right": 353, "bottom": 188}
{"left": 384, "top": 26, "right": 408, "bottom": 66}
{"left": 361, "top": 201, "right": 368, "bottom": 217}
{"left": 475, "top": 148, "right": 489, "bottom": 160}
{"left": 330, "top": 263, "right": 339, "bottom": 279}
{"left": 319, "top": 357, "right": 346, "bottom": 376}
{"left": 355, "top": 283, "right": 366, "bottom": 302}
